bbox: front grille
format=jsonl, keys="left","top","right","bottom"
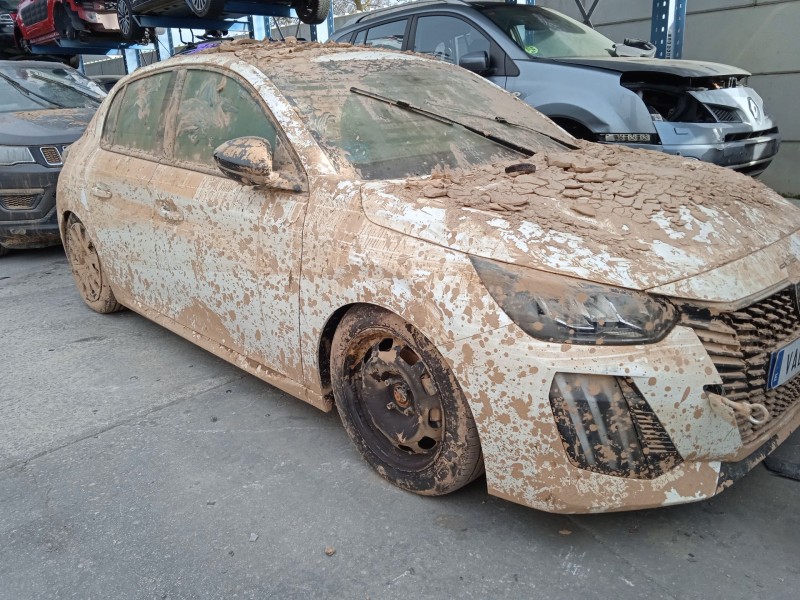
{"left": 40, "top": 146, "right": 63, "bottom": 166}
{"left": 0, "top": 190, "right": 43, "bottom": 210}
{"left": 725, "top": 126, "right": 779, "bottom": 142}
{"left": 682, "top": 287, "right": 800, "bottom": 445}
{"left": 0, "top": 14, "right": 14, "bottom": 24}
{"left": 707, "top": 105, "right": 741, "bottom": 123}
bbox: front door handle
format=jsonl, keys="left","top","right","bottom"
{"left": 156, "top": 199, "right": 183, "bottom": 223}
{"left": 91, "top": 184, "right": 112, "bottom": 199}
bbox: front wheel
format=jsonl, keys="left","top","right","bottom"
{"left": 64, "top": 215, "right": 123, "bottom": 314}
{"left": 295, "top": 0, "right": 330, "bottom": 25}
{"left": 331, "top": 306, "right": 483, "bottom": 495}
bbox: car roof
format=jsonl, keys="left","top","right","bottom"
{"left": 342, "top": 0, "right": 516, "bottom": 26}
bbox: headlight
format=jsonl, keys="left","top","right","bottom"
{"left": 0, "top": 146, "right": 35, "bottom": 166}
{"left": 471, "top": 257, "right": 677, "bottom": 345}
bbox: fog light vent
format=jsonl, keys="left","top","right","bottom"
{"left": 549, "top": 374, "right": 682, "bottom": 479}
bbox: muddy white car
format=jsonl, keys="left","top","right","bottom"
{"left": 57, "top": 40, "right": 800, "bottom": 513}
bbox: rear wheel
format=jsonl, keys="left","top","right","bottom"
{"left": 117, "top": 0, "right": 144, "bottom": 41}
{"left": 188, "top": 0, "right": 226, "bottom": 19}
{"left": 331, "top": 306, "right": 483, "bottom": 495}
{"left": 64, "top": 215, "right": 123, "bottom": 314}
{"left": 295, "top": 0, "right": 331, "bottom": 25}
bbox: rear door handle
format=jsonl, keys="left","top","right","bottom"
{"left": 91, "top": 184, "right": 112, "bottom": 199}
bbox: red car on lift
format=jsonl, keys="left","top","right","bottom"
{"left": 14, "top": 0, "right": 121, "bottom": 50}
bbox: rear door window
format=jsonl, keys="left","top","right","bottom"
{"left": 359, "top": 19, "right": 408, "bottom": 50}
{"left": 108, "top": 72, "right": 174, "bottom": 156}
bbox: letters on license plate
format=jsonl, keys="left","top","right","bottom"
{"left": 766, "top": 336, "right": 800, "bottom": 390}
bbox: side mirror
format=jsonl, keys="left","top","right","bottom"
{"left": 459, "top": 51, "right": 490, "bottom": 74}
{"left": 213, "top": 136, "right": 274, "bottom": 186}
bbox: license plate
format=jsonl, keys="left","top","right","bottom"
{"left": 766, "top": 336, "right": 800, "bottom": 390}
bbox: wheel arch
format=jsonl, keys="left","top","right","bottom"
{"left": 317, "top": 302, "right": 374, "bottom": 400}
{"left": 550, "top": 116, "right": 596, "bottom": 141}
{"left": 316, "top": 302, "right": 442, "bottom": 400}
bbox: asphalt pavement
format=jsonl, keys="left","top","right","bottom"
{"left": 1, "top": 246, "right": 798, "bottom": 600}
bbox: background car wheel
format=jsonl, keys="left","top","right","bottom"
{"left": 64, "top": 215, "right": 123, "bottom": 314}
{"left": 0, "top": 244, "right": 9, "bottom": 257}
{"left": 552, "top": 117, "right": 594, "bottom": 141}
{"left": 295, "top": 0, "right": 331, "bottom": 25}
{"left": 117, "top": 0, "right": 144, "bottom": 41}
{"left": 331, "top": 305, "right": 484, "bottom": 495}
{"left": 188, "top": 0, "right": 226, "bottom": 19}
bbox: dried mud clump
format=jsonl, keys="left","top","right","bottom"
{"left": 396, "top": 141, "right": 790, "bottom": 259}
{"left": 196, "top": 37, "right": 356, "bottom": 62}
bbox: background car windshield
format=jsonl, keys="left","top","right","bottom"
{"left": 271, "top": 54, "right": 571, "bottom": 179}
{"left": 479, "top": 5, "right": 616, "bottom": 58}
{"left": 0, "top": 65, "right": 104, "bottom": 113}
{"left": 0, "top": 0, "right": 17, "bottom": 9}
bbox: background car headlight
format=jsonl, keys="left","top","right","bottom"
{"left": 471, "top": 257, "right": 677, "bottom": 345}
{"left": 0, "top": 146, "right": 35, "bottom": 166}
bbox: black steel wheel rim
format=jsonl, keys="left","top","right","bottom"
{"left": 345, "top": 334, "right": 445, "bottom": 471}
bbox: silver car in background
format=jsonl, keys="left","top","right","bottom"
{"left": 333, "top": 1, "right": 780, "bottom": 176}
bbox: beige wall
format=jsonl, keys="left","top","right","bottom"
{"left": 542, "top": 0, "right": 800, "bottom": 195}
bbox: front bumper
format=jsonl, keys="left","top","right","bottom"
{"left": 0, "top": 165, "right": 62, "bottom": 249}
{"left": 625, "top": 121, "right": 781, "bottom": 176}
{"left": 438, "top": 308, "right": 800, "bottom": 514}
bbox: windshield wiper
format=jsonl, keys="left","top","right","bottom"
{"left": 350, "top": 86, "right": 536, "bottom": 157}
{"left": 0, "top": 71, "right": 66, "bottom": 108}
{"left": 29, "top": 72, "right": 102, "bottom": 102}
{"left": 427, "top": 102, "right": 579, "bottom": 150}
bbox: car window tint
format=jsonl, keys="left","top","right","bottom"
{"left": 173, "top": 71, "right": 277, "bottom": 168}
{"left": 363, "top": 19, "right": 406, "bottom": 50}
{"left": 353, "top": 29, "right": 366, "bottom": 45}
{"left": 114, "top": 72, "right": 174, "bottom": 154}
{"left": 413, "top": 16, "right": 491, "bottom": 65}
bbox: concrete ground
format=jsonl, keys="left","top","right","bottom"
{"left": 1, "top": 246, "right": 798, "bottom": 600}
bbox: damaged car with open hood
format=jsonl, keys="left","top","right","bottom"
{"left": 332, "top": 1, "right": 780, "bottom": 176}
{"left": 57, "top": 40, "right": 800, "bottom": 513}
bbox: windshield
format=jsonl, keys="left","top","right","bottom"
{"left": 270, "top": 52, "right": 572, "bottom": 179}
{"left": 0, "top": 64, "right": 104, "bottom": 113}
{"left": 0, "top": 0, "right": 16, "bottom": 10}
{"left": 479, "top": 5, "right": 616, "bottom": 58}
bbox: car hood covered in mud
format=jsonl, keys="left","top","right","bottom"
{"left": 360, "top": 142, "right": 799, "bottom": 291}
{"left": 0, "top": 107, "right": 95, "bottom": 145}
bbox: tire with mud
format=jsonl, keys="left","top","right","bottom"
{"left": 295, "top": 0, "right": 331, "bottom": 25}
{"left": 331, "top": 305, "right": 483, "bottom": 495}
{"left": 188, "top": 0, "right": 226, "bottom": 19}
{"left": 117, "top": 0, "right": 144, "bottom": 41}
{"left": 64, "top": 215, "right": 123, "bottom": 314}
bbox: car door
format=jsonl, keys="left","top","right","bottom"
{"left": 82, "top": 70, "right": 175, "bottom": 308}
{"left": 148, "top": 67, "right": 308, "bottom": 381}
